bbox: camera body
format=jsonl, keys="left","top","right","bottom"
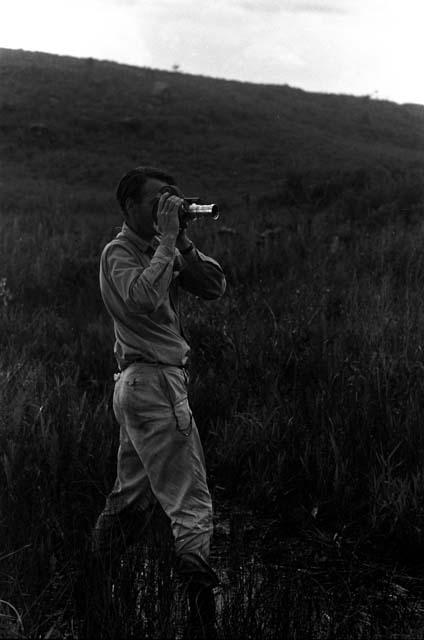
{"left": 152, "top": 186, "right": 220, "bottom": 227}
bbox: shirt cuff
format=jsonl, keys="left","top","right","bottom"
{"left": 153, "top": 242, "right": 175, "bottom": 262}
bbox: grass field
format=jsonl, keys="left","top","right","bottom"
{"left": 1, "top": 48, "right": 424, "bottom": 637}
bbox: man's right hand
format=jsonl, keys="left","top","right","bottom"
{"left": 157, "top": 192, "right": 182, "bottom": 241}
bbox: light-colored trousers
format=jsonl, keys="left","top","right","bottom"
{"left": 102, "top": 362, "right": 213, "bottom": 564}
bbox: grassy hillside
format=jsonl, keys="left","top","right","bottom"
{"left": 1, "top": 47, "right": 423, "bottom": 213}
{"left": 2, "top": 48, "right": 424, "bottom": 638}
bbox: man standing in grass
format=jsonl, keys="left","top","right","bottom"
{"left": 92, "top": 166, "right": 226, "bottom": 638}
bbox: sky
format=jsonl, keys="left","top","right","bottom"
{"left": 1, "top": 0, "right": 424, "bottom": 105}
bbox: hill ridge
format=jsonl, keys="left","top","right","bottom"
{"left": 0, "top": 47, "right": 423, "bottom": 204}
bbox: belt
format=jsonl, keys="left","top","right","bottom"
{"left": 114, "top": 360, "right": 188, "bottom": 381}
{"left": 121, "top": 360, "right": 187, "bottom": 372}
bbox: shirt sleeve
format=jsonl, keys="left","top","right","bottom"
{"left": 102, "top": 241, "right": 175, "bottom": 315}
{"left": 176, "top": 247, "right": 226, "bottom": 300}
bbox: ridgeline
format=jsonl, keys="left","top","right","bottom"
{"left": 1, "top": 47, "right": 423, "bottom": 211}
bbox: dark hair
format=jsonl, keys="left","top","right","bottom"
{"left": 116, "top": 166, "right": 176, "bottom": 217}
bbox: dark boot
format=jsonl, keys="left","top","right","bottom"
{"left": 78, "top": 504, "right": 157, "bottom": 637}
{"left": 176, "top": 553, "right": 219, "bottom": 640}
{"left": 186, "top": 577, "right": 218, "bottom": 640}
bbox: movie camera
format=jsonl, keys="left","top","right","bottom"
{"left": 152, "top": 185, "right": 220, "bottom": 228}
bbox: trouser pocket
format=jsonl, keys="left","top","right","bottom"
{"left": 158, "top": 368, "right": 194, "bottom": 437}
{"left": 173, "top": 396, "right": 193, "bottom": 437}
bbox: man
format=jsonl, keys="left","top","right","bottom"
{"left": 92, "top": 166, "right": 226, "bottom": 638}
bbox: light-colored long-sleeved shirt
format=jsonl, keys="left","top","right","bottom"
{"left": 100, "top": 222, "right": 226, "bottom": 370}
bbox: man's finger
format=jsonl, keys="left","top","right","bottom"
{"left": 159, "top": 192, "right": 171, "bottom": 207}
{"left": 165, "top": 195, "right": 183, "bottom": 211}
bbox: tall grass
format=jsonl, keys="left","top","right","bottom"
{"left": 1, "top": 170, "right": 424, "bottom": 636}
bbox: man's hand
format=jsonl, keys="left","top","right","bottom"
{"left": 157, "top": 192, "right": 182, "bottom": 240}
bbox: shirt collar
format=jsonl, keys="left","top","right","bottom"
{"left": 118, "top": 222, "right": 161, "bottom": 253}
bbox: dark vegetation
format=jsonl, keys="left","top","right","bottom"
{"left": 1, "top": 48, "right": 424, "bottom": 637}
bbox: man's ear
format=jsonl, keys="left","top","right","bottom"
{"left": 125, "top": 197, "right": 134, "bottom": 217}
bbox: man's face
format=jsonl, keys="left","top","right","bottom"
{"left": 128, "top": 177, "right": 183, "bottom": 239}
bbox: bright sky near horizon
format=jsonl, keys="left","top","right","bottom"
{"left": 1, "top": 0, "right": 423, "bottom": 105}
